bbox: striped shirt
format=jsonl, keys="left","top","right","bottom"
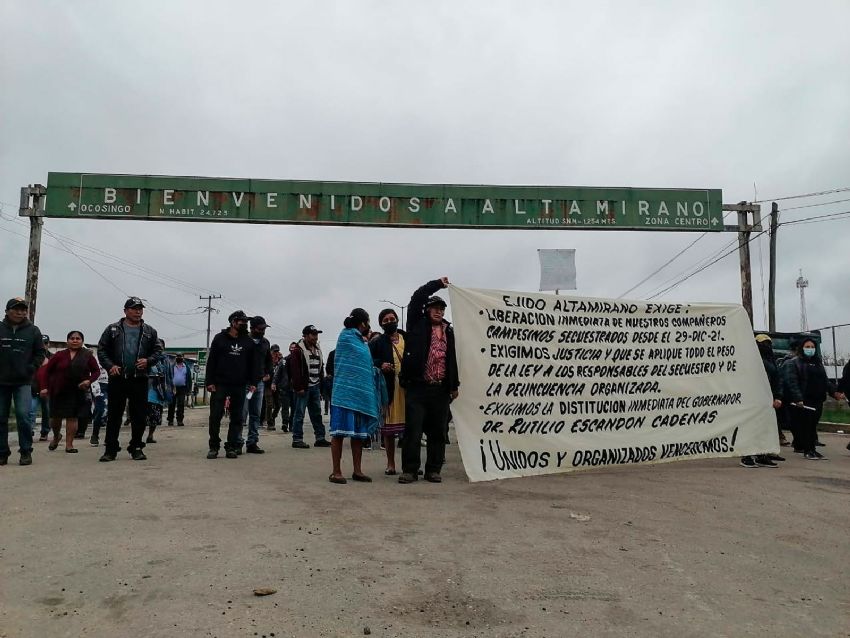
{"left": 424, "top": 327, "right": 447, "bottom": 383}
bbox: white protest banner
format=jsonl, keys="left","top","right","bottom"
{"left": 448, "top": 286, "right": 778, "bottom": 482}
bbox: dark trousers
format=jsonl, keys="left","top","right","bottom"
{"left": 794, "top": 403, "right": 823, "bottom": 453}
{"left": 105, "top": 376, "right": 148, "bottom": 454}
{"left": 264, "top": 389, "right": 281, "bottom": 426}
{"left": 167, "top": 386, "right": 188, "bottom": 424}
{"left": 208, "top": 385, "right": 246, "bottom": 450}
{"left": 402, "top": 383, "right": 450, "bottom": 475}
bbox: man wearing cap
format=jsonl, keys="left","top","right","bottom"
{"left": 398, "top": 278, "right": 460, "bottom": 484}
{"left": 205, "top": 310, "right": 259, "bottom": 459}
{"left": 239, "top": 315, "right": 273, "bottom": 454}
{"left": 0, "top": 297, "right": 46, "bottom": 466}
{"left": 97, "top": 297, "right": 163, "bottom": 461}
{"left": 287, "top": 325, "right": 331, "bottom": 449}
{"left": 167, "top": 354, "right": 191, "bottom": 427}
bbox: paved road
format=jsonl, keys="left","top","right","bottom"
{"left": 1, "top": 409, "right": 849, "bottom": 638}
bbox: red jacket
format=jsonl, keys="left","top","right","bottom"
{"left": 38, "top": 349, "right": 100, "bottom": 396}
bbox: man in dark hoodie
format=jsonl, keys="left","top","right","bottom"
{"left": 205, "top": 310, "right": 258, "bottom": 459}
{"left": 97, "top": 297, "right": 163, "bottom": 462}
{"left": 398, "top": 277, "right": 460, "bottom": 484}
{"left": 0, "top": 297, "right": 46, "bottom": 466}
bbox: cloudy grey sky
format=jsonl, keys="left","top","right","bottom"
{"left": 2, "top": 1, "right": 849, "bottom": 357}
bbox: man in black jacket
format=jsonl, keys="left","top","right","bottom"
{"left": 398, "top": 277, "right": 460, "bottom": 484}
{"left": 205, "top": 310, "right": 258, "bottom": 459}
{"left": 240, "top": 315, "right": 272, "bottom": 454}
{"left": 0, "top": 297, "right": 46, "bottom": 466}
{"left": 97, "top": 297, "right": 162, "bottom": 462}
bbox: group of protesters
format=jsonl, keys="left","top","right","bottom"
{"left": 743, "top": 332, "right": 847, "bottom": 467}
{"left": 0, "top": 277, "right": 459, "bottom": 484}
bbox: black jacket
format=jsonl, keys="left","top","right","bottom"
{"left": 273, "top": 357, "right": 290, "bottom": 390}
{"left": 839, "top": 361, "right": 850, "bottom": 396}
{"left": 97, "top": 319, "right": 162, "bottom": 379}
{"left": 206, "top": 329, "right": 259, "bottom": 387}
{"left": 399, "top": 280, "right": 459, "bottom": 393}
{"left": 252, "top": 335, "right": 273, "bottom": 383}
{"left": 0, "top": 318, "right": 46, "bottom": 385}
{"left": 781, "top": 355, "right": 836, "bottom": 405}
{"left": 759, "top": 348, "right": 782, "bottom": 401}
{"left": 369, "top": 330, "right": 407, "bottom": 402}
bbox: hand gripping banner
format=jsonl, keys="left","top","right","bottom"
{"left": 448, "top": 286, "right": 778, "bottom": 482}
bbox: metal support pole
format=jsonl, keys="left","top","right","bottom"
{"left": 737, "top": 208, "right": 754, "bottom": 325}
{"left": 768, "top": 202, "right": 778, "bottom": 332}
{"left": 832, "top": 326, "right": 838, "bottom": 382}
{"left": 199, "top": 294, "right": 221, "bottom": 404}
{"left": 20, "top": 185, "right": 46, "bottom": 323}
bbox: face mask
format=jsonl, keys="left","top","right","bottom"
{"left": 382, "top": 321, "right": 398, "bottom": 334}
{"left": 802, "top": 347, "right": 816, "bottom": 357}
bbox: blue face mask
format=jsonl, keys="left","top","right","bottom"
{"left": 802, "top": 347, "right": 816, "bottom": 357}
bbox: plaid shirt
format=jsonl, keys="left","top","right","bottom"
{"left": 423, "top": 327, "right": 447, "bottom": 383}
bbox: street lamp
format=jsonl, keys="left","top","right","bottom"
{"left": 379, "top": 299, "right": 408, "bottom": 331}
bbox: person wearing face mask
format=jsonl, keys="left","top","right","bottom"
{"left": 327, "top": 308, "right": 386, "bottom": 484}
{"left": 782, "top": 338, "right": 845, "bottom": 460}
{"left": 239, "top": 315, "right": 272, "bottom": 454}
{"left": 740, "top": 334, "right": 786, "bottom": 468}
{"left": 204, "top": 310, "right": 258, "bottom": 459}
{"left": 398, "top": 277, "right": 460, "bottom": 484}
{"left": 369, "top": 309, "right": 407, "bottom": 475}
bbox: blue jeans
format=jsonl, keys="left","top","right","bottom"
{"left": 29, "top": 394, "right": 50, "bottom": 437}
{"left": 240, "top": 381, "right": 264, "bottom": 446}
{"left": 91, "top": 384, "right": 108, "bottom": 439}
{"left": 292, "top": 384, "right": 326, "bottom": 442}
{"left": 0, "top": 384, "right": 34, "bottom": 458}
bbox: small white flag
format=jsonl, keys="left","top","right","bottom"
{"left": 538, "top": 249, "right": 576, "bottom": 291}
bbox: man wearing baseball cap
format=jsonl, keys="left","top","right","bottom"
{"left": 239, "top": 315, "right": 273, "bottom": 454}
{"left": 0, "top": 297, "right": 46, "bottom": 466}
{"left": 96, "top": 297, "right": 163, "bottom": 462}
{"left": 286, "top": 325, "right": 331, "bottom": 448}
{"left": 205, "top": 310, "right": 259, "bottom": 459}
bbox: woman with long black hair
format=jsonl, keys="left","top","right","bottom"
{"left": 38, "top": 330, "right": 100, "bottom": 453}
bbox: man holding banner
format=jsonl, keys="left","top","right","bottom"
{"left": 398, "top": 278, "right": 460, "bottom": 484}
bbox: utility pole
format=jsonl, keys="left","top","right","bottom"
{"left": 20, "top": 185, "right": 46, "bottom": 323}
{"left": 737, "top": 204, "right": 754, "bottom": 325}
{"left": 768, "top": 202, "right": 778, "bottom": 332}
{"left": 200, "top": 294, "right": 221, "bottom": 403}
{"left": 379, "top": 299, "right": 408, "bottom": 331}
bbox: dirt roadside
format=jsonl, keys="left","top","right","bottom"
{"left": 1, "top": 409, "right": 848, "bottom": 638}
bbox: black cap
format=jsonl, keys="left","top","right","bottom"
{"left": 250, "top": 315, "right": 269, "bottom": 328}
{"left": 302, "top": 324, "right": 322, "bottom": 335}
{"left": 124, "top": 296, "right": 145, "bottom": 309}
{"left": 425, "top": 295, "right": 447, "bottom": 309}
{"left": 270, "top": 344, "right": 281, "bottom": 352}
{"left": 228, "top": 310, "right": 248, "bottom": 323}
{"left": 5, "top": 297, "right": 28, "bottom": 311}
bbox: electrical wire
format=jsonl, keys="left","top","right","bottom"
{"left": 616, "top": 232, "right": 708, "bottom": 299}
{"left": 753, "top": 186, "right": 850, "bottom": 203}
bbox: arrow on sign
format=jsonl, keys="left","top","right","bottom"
{"left": 711, "top": 217, "right": 719, "bottom": 226}
{"left": 67, "top": 202, "right": 77, "bottom": 211}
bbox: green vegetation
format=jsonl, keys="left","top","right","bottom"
{"left": 821, "top": 407, "right": 850, "bottom": 424}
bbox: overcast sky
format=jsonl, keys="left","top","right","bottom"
{"left": 2, "top": 1, "right": 849, "bottom": 358}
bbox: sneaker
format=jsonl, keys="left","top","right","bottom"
{"left": 146, "top": 436, "right": 157, "bottom": 444}
{"left": 803, "top": 452, "right": 821, "bottom": 461}
{"left": 314, "top": 439, "right": 331, "bottom": 448}
{"left": 815, "top": 441, "right": 825, "bottom": 447}
{"left": 292, "top": 441, "right": 310, "bottom": 449}
{"left": 424, "top": 472, "right": 442, "bottom": 483}
{"left": 206, "top": 449, "right": 219, "bottom": 459}
{"left": 235, "top": 446, "right": 243, "bottom": 455}
{"left": 99, "top": 452, "right": 116, "bottom": 462}
{"left": 177, "top": 422, "right": 184, "bottom": 427}
{"left": 38, "top": 435, "right": 48, "bottom": 442}
{"left": 767, "top": 453, "right": 785, "bottom": 462}
{"left": 246, "top": 444, "right": 265, "bottom": 454}
{"left": 754, "top": 456, "right": 778, "bottom": 468}
{"left": 19, "top": 452, "right": 32, "bottom": 466}
{"left": 225, "top": 449, "right": 238, "bottom": 459}
{"left": 398, "top": 472, "right": 418, "bottom": 484}
{"left": 90, "top": 437, "right": 99, "bottom": 447}
{"left": 130, "top": 449, "right": 147, "bottom": 461}
{"left": 739, "top": 456, "right": 757, "bottom": 468}
{"left": 813, "top": 450, "right": 828, "bottom": 460}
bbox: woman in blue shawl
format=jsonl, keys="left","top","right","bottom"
{"left": 329, "top": 308, "right": 385, "bottom": 484}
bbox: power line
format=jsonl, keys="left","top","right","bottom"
{"left": 779, "top": 197, "right": 850, "bottom": 212}
{"left": 753, "top": 186, "right": 850, "bottom": 204}
{"left": 616, "top": 232, "right": 708, "bottom": 299}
